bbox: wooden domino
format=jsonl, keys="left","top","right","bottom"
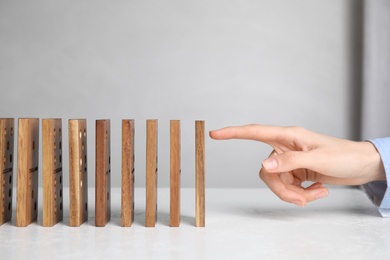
{"left": 16, "top": 118, "right": 39, "bottom": 227}
{"left": 195, "top": 120, "right": 205, "bottom": 227}
{"left": 121, "top": 119, "right": 135, "bottom": 227}
{"left": 0, "top": 118, "right": 14, "bottom": 225}
{"left": 2, "top": 117, "right": 206, "bottom": 228}
{"left": 42, "top": 119, "right": 63, "bottom": 227}
{"left": 170, "top": 120, "right": 181, "bottom": 227}
{"left": 69, "top": 119, "right": 88, "bottom": 227}
{"left": 145, "top": 119, "right": 157, "bottom": 227}
{"left": 95, "top": 120, "right": 111, "bottom": 227}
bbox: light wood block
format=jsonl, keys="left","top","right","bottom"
{"left": 0, "top": 119, "right": 14, "bottom": 225}
{"left": 42, "top": 119, "right": 63, "bottom": 227}
{"left": 121, "top": 119, "right": 135, "bottom": 227}
{"left": 69, "top": 119, "right": 88, "bottom": 227}
{"left": 195, "top": 120, "right": 205, "bottom": 227}
{"left": 145, "top": 119, "right": 157, "bottom": 227}
{"left": 16, "top": 118, "right": 39, "bottom": 227}
{"left": 95, "top": 120, "right": 111, "bottom": 227}
{"left": 170, "top": 120, "right": 180, "bottom": 227}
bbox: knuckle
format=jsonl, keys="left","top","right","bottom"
{"left": 285, "top": 152, "right": 297, "bottom": 162}
{"left": 278, "top": 152, "right": 297, "bottom": 167}
{"left": 247, "top": 124, "right": 261, "bottom": 134}
{"left": 245, "top": 124, "right": 259, "bottom": 132}
{"left": 286, "top": 125, "right": 306, "bottom": 135}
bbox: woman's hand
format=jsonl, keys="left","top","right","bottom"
{"left": 210, "top": 125, "right": 385, "bottom": 207}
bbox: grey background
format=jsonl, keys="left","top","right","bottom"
{"left": 0, "top": 0, "right": 364, "bottom": 188}
{"left": 361, "top": 0, "right": 390, "bottom": 140}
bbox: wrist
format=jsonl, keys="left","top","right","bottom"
{"left": 364, "top": 141, "right": 386, "bottom": 182}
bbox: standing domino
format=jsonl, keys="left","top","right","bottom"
{"left": 0, "top": 118, "right": 14, "bottom": 225}
{"left": 170, "top": 120, "right": 181, "bottom": 227}
{"left": 195, "top": 120, "right": 205, "bottom": 227}
{"left": 69, "top": 119, "right": 88, "bottom": 227}
{"left": 145, "top": 119, "right": 157, "bottom": 227}
{"left": 121, "top": 119, "right": 135, "bottom": 227}
{"left": 95, "top": 120, "right": 111, "bottom": 227}
{"left": 42, "top": 119, "right": 63, "bottom": 227}
{"left": 16, "top": 118, "right": 39, "bottom": 227}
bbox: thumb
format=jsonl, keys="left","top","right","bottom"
{"left": 262, "top": 151, "right": 312, "bottom": 173}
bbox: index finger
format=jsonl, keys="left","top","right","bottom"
{"left": 209, "top": 124, "right": 286, "bottom": 143}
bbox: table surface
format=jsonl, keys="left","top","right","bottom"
{"left": 1, "top": 187, "right": 389, "bottom": 260}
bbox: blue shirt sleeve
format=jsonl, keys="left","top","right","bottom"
{"left": 362, "top": 137, "right": 390, "bottom": 217}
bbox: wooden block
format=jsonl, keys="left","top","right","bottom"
{"left": 0, "top": 119, "right": 14, "bottom": 225}
{"left": 170, "top": 120, "right": 180, "bottom": 227}
{"left": 95, "top": 120, "right": 111, "bottom": 227}
{"left": 16, "top": 118, "right": 39, "bottom": 227}
{"left": 42, "top": 119, "right": 63, "bottom": 227}
{"left": 195, "top": 120, "right": 205, "bottom": 227}
{"left": 121, "top": 119, "right": 135, "bottom": 227}
{"left": 68, "top": 119, "right": 88, "bottom": 227}
{"left": 145, "top": 119, "right": 157, "bottom": 227}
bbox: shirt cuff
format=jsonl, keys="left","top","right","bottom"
{"left": 364, "top": 137, "right": 390, "bottom": 217}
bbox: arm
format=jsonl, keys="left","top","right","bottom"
{"left": 210, "top": 124, "right": 386, "bottom": 207}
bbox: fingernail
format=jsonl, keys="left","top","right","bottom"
{"left": 262, "top": 158, "right": 278, "bottom": 170}
{"left": 316, "top": 191, "right": 329, "bottom": 199}
{"left": 292, "top": 200, "right": 304, "bottom": 207}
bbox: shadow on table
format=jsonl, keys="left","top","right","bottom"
{"left": 108, "top": 210, "right": 196, "bottom": 227}
{"left": 156, "top": 211, "right": 195, "bottom": 227}
{"left": 229, "top": 205, "right": 381, "bottom": 221}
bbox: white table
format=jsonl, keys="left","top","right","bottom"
{"left": 1, "top": 188, "right": 389, "bottom": 259}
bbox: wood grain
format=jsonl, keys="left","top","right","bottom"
{"left": 0, "top": 118, "right": 14, "bottom": 225}
{"left": 121, "top": 119, "right": 135, "bottom": 227}
{"left": 170, "top": 120, "right": 180, "bottom": 227}
{"left": 195, "top": 120, "right": 205, "bottom": 227}
{"left": 42, "top": 119, "right": 63, "bottom": 227}
{"left": 68, "top": 119, "right": 88, "bottom": 227}
{"left": 16, "top": 118, "right": 39, "bottom": 227}
{"left": 95, "top": 120, "right": 111, "bottom": 227}
{"left": 145, "top": 119, "right": 157, "bottom": 227}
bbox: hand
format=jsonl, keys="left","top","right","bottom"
{"left": 210, "top": 125, "right": 385, "bottom": 207}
